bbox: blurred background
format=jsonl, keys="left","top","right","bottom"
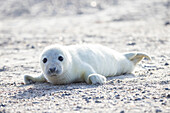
{"left": 0, "top": 0, "right": 169, "bottom": 51}
{"left": 0, "top": 0, "right": 169, "bottom": 19}
{"left": 0, "top": 0, "right": 119, "bottom": 18}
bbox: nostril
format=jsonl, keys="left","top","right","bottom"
{"left": 49, "top": 67, "right": 56, "bottom": 73}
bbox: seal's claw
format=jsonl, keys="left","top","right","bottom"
{"left": 24, "top": 75, "right": 35, "bottom": 84}
{"left": 88, "top": 74, "right": 106, "bottom": 85}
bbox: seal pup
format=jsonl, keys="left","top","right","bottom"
{"left": 24, "top": 44, "right": 150, "bottom": 85}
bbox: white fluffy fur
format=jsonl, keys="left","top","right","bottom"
{"left": 24, "top": 44, "right": 150, "bottom": 85}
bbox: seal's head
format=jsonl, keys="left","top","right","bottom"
{"left": 40, "top": 45, "right": 71, "bottom": 84}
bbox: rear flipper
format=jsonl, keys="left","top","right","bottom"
{"left": 124, "top": 52, "right": 151, "bottom": 65}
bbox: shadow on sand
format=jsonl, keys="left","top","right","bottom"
{"left": 13, "top": 74, "right": 135, "bottom": 99}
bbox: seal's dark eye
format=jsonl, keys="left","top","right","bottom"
{"left": 43, "top": 58, "right": 47, "bottom": 63}
{"left": 58, "top": 56, "right": 63, "bottom": 62}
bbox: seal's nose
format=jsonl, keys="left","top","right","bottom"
{"left": 49, "top": 67, "right": 56, "bottom": 73}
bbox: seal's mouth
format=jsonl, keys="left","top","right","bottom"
{"left": 49, "top": 74, "right": 58, "bottom": 77}
{"left": 46, "top": 66, "right": 62, "bottom": 77}
{"left": 47, "top": 71, "right": 62, "bottom": 77}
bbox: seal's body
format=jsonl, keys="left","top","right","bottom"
{"left": 24, "top": 44, "right": 150, "bottom": 85}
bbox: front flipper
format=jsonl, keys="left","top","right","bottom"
{"left": 124, "top": 52, "right": 151, "bottom": 65}
{"left": 88, "top": 74, "right": 106, "bottom": 84}
{"left": 24, "top": 73, "right": 47, "bottom": 84}
{"left": 83, "top": 63, "right": 106, "bottom": 85}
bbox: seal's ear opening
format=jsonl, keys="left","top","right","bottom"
{"left": 124, "top": 52, "right": 151, "bottom": 65}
